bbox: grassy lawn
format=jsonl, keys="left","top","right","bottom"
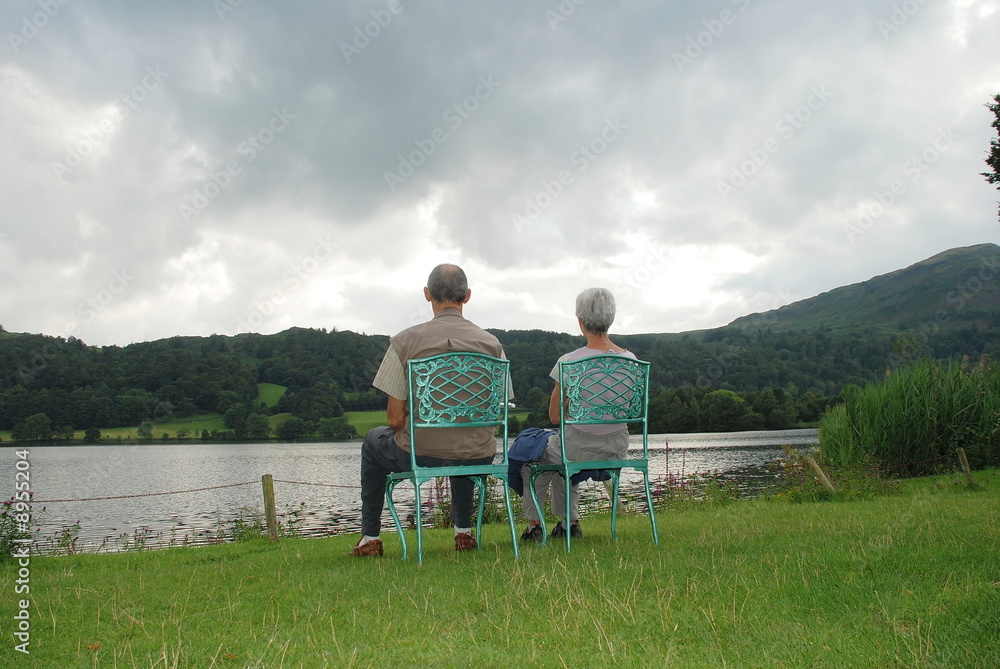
{"left": 3, "top": 471, "right": 998, "bottom": 667}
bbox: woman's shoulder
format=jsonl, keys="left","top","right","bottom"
{"left": 563, "top": 346, "right": 634, "bottom": 359}
{"left": 560, "top": 346, "right": 595, "bottom": 361}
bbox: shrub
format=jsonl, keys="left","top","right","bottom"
{"left": 773, "top": 446, "right": 902, "bottom": 503}
{"left": 819, "top": 357, "right": 1000, "bottom": 475}
{"left": 0, "top": 494, "right": 32, "bottom": 559}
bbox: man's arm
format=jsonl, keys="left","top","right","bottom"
{"left": 548, "top": 383, "right": 563, "bottom": 425}
{"left": 386, "top": 395, "right": 407, "bottom": 433}
{"left": 373, "top": 344, "right": 408, "bottom": 434}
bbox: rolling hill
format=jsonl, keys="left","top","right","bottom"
{"left": 728, "top": 243, "right": 1000, "bottom": 334}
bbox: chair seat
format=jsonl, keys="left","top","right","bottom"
{"left": 529, "top": 459, "right": 648, "bottom": 474}
{"left": 388, "top": 464, "right": 510, "bottom": 482}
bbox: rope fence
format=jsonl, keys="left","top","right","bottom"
{"left": 19, "top": 448, "right": 977, "bottom": 552}
{"left": 33, "top": 480, "right": 261, "bottom": 504}
{"left": 27, "top": 451, "right": 964, "bottom": 505}
{"left": 32, "top": 475, "right": 657, "bottom": 505}
{"left": 272, "top": 479, "right": 361, "bottom": 489}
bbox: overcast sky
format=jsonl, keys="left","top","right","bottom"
{"left": 2, "top": 1, "right": 998, "bottom": 347}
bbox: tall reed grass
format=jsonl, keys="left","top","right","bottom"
{"left": 819, "top": 356, "right": 1000, "bottom": 475}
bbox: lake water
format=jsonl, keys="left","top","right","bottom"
{"left": 1, "top": 429, "right": 817, "bottom": 552}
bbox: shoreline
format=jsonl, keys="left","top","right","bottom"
{"left": 0, "top": 425, "right": 819, "bottom": 448}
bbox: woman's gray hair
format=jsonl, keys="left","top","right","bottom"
{"left": 576, "top": 287, "right": 616, "bottom": 335}
{"left": 426, "top": 264, "right": 468, "bottom": 303}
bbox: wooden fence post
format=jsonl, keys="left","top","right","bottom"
{"left": 805, "top": 456, "right": 836, "bottom": 494}
{"left": 261, "top": 474, "right": 279, "bottom": 541}
{"left": 956, "top": 448, "right": 974, "bottom": 488}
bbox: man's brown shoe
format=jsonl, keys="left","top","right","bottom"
{"left": 349, "top": 539, "right": 383, "bottom": 557}
{"left": 454, "top": 533, "right": 477, "bottom": 552}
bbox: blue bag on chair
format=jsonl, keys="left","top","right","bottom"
{"left": 507, "top": 428, "right": 557, "bottom": 496}
{"left": 507, "top": 427, "right": 609, "bottom": 495}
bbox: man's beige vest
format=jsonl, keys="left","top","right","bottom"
{"left": 391, "top": 308, "right": 504, "bottom": 460}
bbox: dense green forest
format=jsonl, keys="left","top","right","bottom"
{"left": 0, "top": 327, "right": 387, "bottom": 440}
{"left": 2, "top": 244, "right": 998, "bottom": 441}
{"left": 2, "top": 320, "right": 999, "bottom": 440}
{"left": 499, "top": 322, "right": 1000, "bottom": 432}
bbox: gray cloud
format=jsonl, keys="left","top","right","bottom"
{"left": 1, "top": 0, "right": 998, "bottom": 346}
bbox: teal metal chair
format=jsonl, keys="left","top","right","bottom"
{"left": 385, "top": 352, "right": 520, "bottom": 564}
{"left": 528, "top": 355, "right": 659, "bottom": 551}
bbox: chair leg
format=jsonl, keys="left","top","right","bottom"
{"left": 643, "top": 471, "right": 660, "bottom": 546}
{"left": 609, "top": 470, "right": 621, "bottom": 542}
{"left": 414, "top": 480, "right": 424, "bottom": 565}
{"left": 528, "top": 468, "right": 548, "bottom": 545}
{"left": 386, "top": 479, "right": 407, "bottom": 561}
{"left": 474, "top": 476, "right": 486, "bottom": 551}
{"left": 502, "top": 484, "right": 520, "bottom": 559}
{"left": 563, "top": 473, "right": 572, "bottom": 553}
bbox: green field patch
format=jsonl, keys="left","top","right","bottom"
{"left": 93, "top": 413, "right": 229, "bottom": 440}
{"left": 343, "top": 410, "right": 385, "bottom": 437}
{"left": 268, "top": 412, "right": 293, "bottom": 428}
{"left": 6, "top": 414, "right": 230, "bottom": 442}
{"left": 255, "top": 383, "right": 287, "bottom": 408}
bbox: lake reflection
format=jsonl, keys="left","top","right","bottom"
{"left": 2, "top": 429, "right": 817, "bottom": 552}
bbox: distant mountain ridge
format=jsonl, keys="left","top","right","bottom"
{"left": 728, "top": 243, "right": 1000, "bottom": 335}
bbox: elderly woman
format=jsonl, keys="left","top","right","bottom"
{"left": 521, "top": 287, "right": 635, "bottom": 541}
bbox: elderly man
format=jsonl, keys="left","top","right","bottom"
{"left": 350, "top": 264, "right": 511, "bottom": 557}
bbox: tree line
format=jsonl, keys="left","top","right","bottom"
{"left": 0, "top": 327, "right": 386, "bottom": 438}
{"left": 3, "top": 320, "right": 1000, "bottom": 440}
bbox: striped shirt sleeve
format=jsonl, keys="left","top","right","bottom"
{"left": 372, "top": 344, "right": 408, "bottom": 400}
